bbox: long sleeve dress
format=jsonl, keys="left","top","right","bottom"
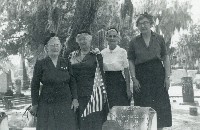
{"left": 31, "top": 56, "right": 78, "bottom": 130}
{"left": 70, "top": 51, "right": 107, "bottom": 130}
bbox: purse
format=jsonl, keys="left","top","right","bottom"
{"left": 23, "top": 105, "right": 37, "bottom": 127}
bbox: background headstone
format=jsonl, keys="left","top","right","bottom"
{"left": 0, "top": 70, "right": 8, "bottom": 93}
{"left": 182, "top": 77, "right": 194, "bottom": 103}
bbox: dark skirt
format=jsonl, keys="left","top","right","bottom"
{"left": 105, "top": 71, "right": 130, "bottom": 109}
{"left": 77, "top": 96, "right": 107, "bottom": 130}
{"left": 36, "top": 101, "right": 77, "bottom": 130}
{"left": 134, "top": 59, "right": 172, "bottom": 128}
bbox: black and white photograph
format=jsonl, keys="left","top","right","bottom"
{"left": 0, "top": 0, "right": 200, "bottom": 130}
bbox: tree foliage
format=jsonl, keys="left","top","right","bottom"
{"left": 66, "top": 0, "right": 101, "bottom": 54}
{"left": 176, "top": 24, "right": 200, "bottom": 69}
{"left": 0, "top": 0, "right": 77, "bottom": 59}
{"left": 0, "top": 0, "right": 195, "bottom": 59}
{"left": 120, "top": 0, "right": 133, "bottom": 28}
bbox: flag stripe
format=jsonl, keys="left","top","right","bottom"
{"left": 95, "top": 88, "right": 99, "bottom": 111}
{"left": 92, "top": 90, "right": 96, "bottom": 112}
{"left": 81, "top": 64, "right": 107, "bottom": 117}
{"left": 98, "top": 86, "right": 102, "bottom": 111}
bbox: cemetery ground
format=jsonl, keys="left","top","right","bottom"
{"left": 0, "top": 86, "right": 199, "bottom": 130}
{"left": 0, "top": 85, "right": 200, "bottom": 130}
{"left": 166, "top": 85, "right": 200, "bottom": 130}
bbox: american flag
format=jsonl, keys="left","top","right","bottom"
{"left": 81, "top": 62, "right": 107, "bottom": 117}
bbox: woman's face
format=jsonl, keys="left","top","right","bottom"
{"left": 46, "top": 37, "right": 62, "bottom": 56}
{"left": 137, "top": 17, "right": 151, "bottom": 34}
{"left": 76, "top": 34, "right": 92, "bottom": 51}
{"left": 106, "top": 29, "right": 119, "bottom": 48}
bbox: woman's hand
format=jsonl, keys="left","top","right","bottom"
{"left": 132, "top": 77, "right": 141, "bottom": 93}
{"left": 91, "top": 48, "right": 100, "bottom": 55}
{"left": 164, "top": 77, "right": 170, "bottom": 91}
{"left": 71, "top": 99, "right": 79, "bottom": 112}
{"left": 126, "top": 89, "right": 132, "bottom": 100}
{"left": 29, "top": 105, "right": 38, "bottom": 116}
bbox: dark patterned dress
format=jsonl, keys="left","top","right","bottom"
{"left": 128, "top": 31, "right": 172, "bottom": 128}
{"left": 31, "top": 56, "right": 78, "bottom": 130}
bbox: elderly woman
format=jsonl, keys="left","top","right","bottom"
{"left": 30, "top": 33, "right": 79, "bottom": 130}
{"left": 128, "top": 13, "right": 172, "bottom": 130}
{"left": 101, "top": 28, "right": 132, "bottom": 108}
{"left": 69, "top": 31, "right": 107, "bottom": 130}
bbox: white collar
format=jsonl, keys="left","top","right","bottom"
{"left": 106, "top": 45, "right": 120, "bottom": 53}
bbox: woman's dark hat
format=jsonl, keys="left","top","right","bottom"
{"left": 77, "top": 30, "right": 91, "bottom": 35}
{"left": 44, "top": 33, "right": 57, "bottom": 45}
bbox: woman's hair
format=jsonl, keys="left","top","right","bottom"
{"left": 136, "top": 12, "right": 154, "bottom": 27}
{"left": 106, "top": 27, "right": 120, "bottom": 38}
{"left": 107, "top": 27, "right": 119, "bottom": 34}
{"left": 106, "top": 27, "right": 121, "bottom": 39}
{"left": 76, "top": 31, "right": 92, "bottom": 43}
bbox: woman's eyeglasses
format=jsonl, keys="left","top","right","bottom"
{"left": 48, "top": 44, "right": 60, "bottom": 48}
{"left": 108, "top": 35, "right": 117, "bottom": 38}
{"left": 138, "top": 21, "right": 150, "bottom": 26}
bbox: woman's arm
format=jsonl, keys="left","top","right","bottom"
{"left": 159, "top": 36, "right": 171, "bottom": 90}
{"left": 124, "top": 67, "right": 132, "bottom": 99}
{"left": 121, "top": 49, "right": 132, "bottom": 99}
{"left": 68, "top": 59, "right": 79, "bottom": 112}
{"left": 163, "top": 55, "right": 171, "bottom": 90}
{"left": 129, "top": 60, "right": 136, "bottom": 78}
{"left": 163, "top": 55, "right": 171, "bottom": 78}
{"left": 68, "top": 60, "right": 78, "bottom": 100}
{"left": 129, "top": 60, "right": 140, "bottom": 92}
{"left": 31, "top": 60, "right": 42, "bottom": 106}
{"left": 124, "top": 68, "right": 130, "bottom": 89}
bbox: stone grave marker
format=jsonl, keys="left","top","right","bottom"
{"left": 103, "top": 106, "right": 157, "bottom": 130}
{"left": 0, "top": 69, "right": 8, "bottom": 93}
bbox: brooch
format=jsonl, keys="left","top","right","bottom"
{"left": 61, "top": 67, "right": 68, "bottom": 70}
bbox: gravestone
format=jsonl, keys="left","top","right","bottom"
{"left": 181, "top": 77, "right": 194, "bottom": 103}
{"left": 194, "top": 74, "right": 200, "bottom": 89}
{"left": 189, "top": 107, "right": 198, "bottom": 116}
{"left": 15, "top": 79, "right": 22, "bottom": 95}
{"left": 0, "top": 70, "right": 8, "bottom": 93}
{"left": 102, "top": 106, "right": 157, "bottom": 130}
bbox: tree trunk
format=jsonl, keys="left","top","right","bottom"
{"left": 19, "top": 43, "right": 29, "bottom": 90}
{"left": 66, "top": 0, "right": 100, "bottom": 56}
{"left": 197, "top": 58, "right": 200, "bottom": 74}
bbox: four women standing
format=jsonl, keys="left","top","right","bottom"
{"left": 31, "top": 13, "right": 172, "bottom": 130}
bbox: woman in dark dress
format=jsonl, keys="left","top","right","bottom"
{"left": 128, "top": 13, "right": 172, "bottom": 130}
{"left": 69, "top": 31, "right": 106, "bottom": 130}
{"left": 101, "top": 28, "right": 132, "bottom": 108}
{"left": 30, "top": 33, "right": 79, "bottom": 130}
